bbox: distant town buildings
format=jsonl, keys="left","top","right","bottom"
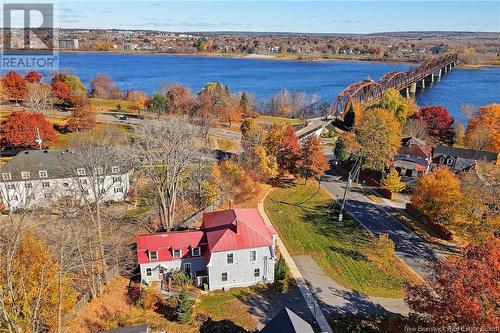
{"left": 57, "top": 38, "right": 79, "bottom": 49}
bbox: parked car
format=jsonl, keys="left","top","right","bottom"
{"left": 116, "top": 114, "right": 129, "bottom": 121}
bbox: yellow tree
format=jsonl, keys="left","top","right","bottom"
{"left": 382, "top": 169, "right": 406, "bottom": 193}
{"left": 356, "top": 108, "right": 402, "bottom": 171}
{"left": 375, "top": 88, "right": 417, "bottom": 126}
{"left": 0, "top": 229, "right": 77, "bottom": 332}
{"left": 411, "top": 168, "right": 462, "bottom": 226}
{"left": 465, "top": 104, "right": 500, "bottom": 152}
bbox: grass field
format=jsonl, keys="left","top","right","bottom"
{"left": 216, "top": 138, "right": 236, "bottom": 151}
{"left": 264, "top": 181, "right": 418, "bottom": 297}
{"left": 256, "top": 115, "right": 302, "bottom": 126}
{"left": 90, "top": 98, "right": 134, "bottom": 113}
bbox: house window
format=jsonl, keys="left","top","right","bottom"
{"left": 6, "top": 184, "right": 15, "bottom": 190}
{"left": 173, "top": 249, "right": 181, "bottom": 258}
{"left": 439, "top": 157, "right": 445, "bottom": 164}
{"left": 44, "top": 193, "right": 52, "bottom": 199}
{"left": 42, "top": 181, "right": 50, "bottom": 188}
{"left": 417, "top": 157, "right": 421, "bottom": 161}
{"left": 76, "top": 168, "right": 86, "bottom": 176}
{"left": 114, "top": 187, "right": 123, "bottom": 193}
{"left": 250, "top": 250, "right": 256, "bottom": 261}
{"left": 1, "top": 173, "right": 12, "bottom": 181}
{"left": 192, "top": 247, "right": 201, "bottom": 257}
{"left": 20, "top": 172, "right": 30, "bottom": 180}
{"left": 446, "top": 158, "right": 453, "bottom": 166}
{"left": 227, "top": 253, "right": 234, "bottom": 264}
{"left": 111, "top": 166, "right": 120, "bottom": 173}
{"left": 38, "top": 170, "right": 48, "bottom": 178}
{"left": 113, "top": 176, "right": 121, "bottom": 183}
{"left": 63, "top": 182, "right": 69, "bottom": 187}
{"left": 146, "top": 268, "right": 152, "bottom": 277}
{"left": 221, "top": 272, "right": 228, "bottom": 282}
{"left": 254, "top": 268, "right": 260, "bottom": 277}
{"left": 81, "top": 179, "right": 88, "bottom": 185}
{"left": 95, "top": 167, "right": 104, "bottom": 175}
{"left": 25, "top": 183, "right": 32, "bottom": 189}
{"left": 84, "top": 190, "right": 89, "bottom": 195}
{"left": 149, "top": 251, "right": 158, "bottom": 260}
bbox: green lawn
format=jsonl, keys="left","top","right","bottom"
{"left": 216, "top": 138, "right": 236, "bottom": 151}
{"left": 256, "top": 115, "right": 302, "bottom": 126}
{"left": 264, "top": 182, "right": 418, "bottom": 297}
{"left": 90, "top": 98, "right": 134, "bottom": 113}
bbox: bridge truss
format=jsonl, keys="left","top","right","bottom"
{"left": 331, "top": 53, "right": 458, "bottom": 116}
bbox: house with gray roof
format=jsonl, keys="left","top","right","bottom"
{"left": 260, "top": 307, "right": 315, "bottom": 333}
{"left": 0, "top": 149, "right": 132, "bottom": 210}
{"left": 432, "top": 145, "right": 498, "bottom": 173}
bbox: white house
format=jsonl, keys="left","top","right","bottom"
{"left": 137, "top": 208, "right": 277, "bottom": 291}
{"left": 0, "top": 149, "right": 132, "bottom": 210}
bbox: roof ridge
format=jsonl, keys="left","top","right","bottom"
{"left": 237, "top": 214, "right": 273, "bottom": 244}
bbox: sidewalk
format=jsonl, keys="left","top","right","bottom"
{"left": 258, "top": 189, "right": 334, "bottom": 333}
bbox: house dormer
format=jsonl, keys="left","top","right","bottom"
{"left": 172, "top": 248, "right": 182, "bottom": 259}
{"left": 148, "top": 250, "right": 158, "bottom": 261}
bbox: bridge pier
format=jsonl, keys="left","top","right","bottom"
{"left": 419, "top": 79, "right": 426, "bottom": 89}
{"left": 433, "top": 69, "right": 442, "bottom": 80}
{"left": 410, "top": 82, "right": 417, "bottom": 94}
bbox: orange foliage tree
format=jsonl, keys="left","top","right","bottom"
{"left": 0, "top": 111, "right": 59, "bottom": 148}
{"left": 66, "top": 106, "right": 97, "bottom": 132}
{"left": 465, "top": 104, "right": 500, "bottom": 152}
{"left": 127, "top": 90, "right": 148, "bottom": 116}
{"left": 24, "top": 70, "right": 42, "bottom": 84}
{"left": 411, "top": 168, "right": 462, "bottom": 226}
{"left": 298, "top": 134, "right": 328, "bottom": 182}
{"left": 277, "top": 126, "right": 301, "bottom": 175}
{"left": 1, "top": 71, "right": 27, "bottom": 101}
{"left": 406, "top": 238, "right": 500, "bottom": 330}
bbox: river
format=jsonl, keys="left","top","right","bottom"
{"left": 48, "top": 52, "right": 500, "bottom": 122}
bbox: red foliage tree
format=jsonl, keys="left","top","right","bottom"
{"left": 413, "top": 106, "right": 455, "bottom": 145}
{"left": 406, "top": 238, "right": 500, "bottom": 330}
{"left": 0, "top": 111, "right": 59, "bottom": 148}
{"left": 51, "top": 81, "right": 73, "bottom": 106}
{"left": 2, "top": 71, "right": 27, "bottom": 101}
{"left": 277, "top": 126, "right": 301, "bottom": 174}
{"left": 66, "top": 106, "right": 96, "bottom": 132}
{"left": 298, "top": 134, "right": 329, "bottom": 182}
{"left": 24, "top": 71, "right": 42, "bottom": 84}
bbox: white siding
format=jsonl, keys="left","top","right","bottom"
{"left": 140, "top": 257, "right": 206, "bottom": 283}
{"left": 207, "top": 246, "right": 275, "bottom": 291}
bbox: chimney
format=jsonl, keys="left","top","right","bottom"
{"left": 235, "top": 219, "right": 241, "bottom": 235}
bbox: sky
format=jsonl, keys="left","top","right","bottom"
{"left": 6, "top": 1, "right": 500, "bottom": 33}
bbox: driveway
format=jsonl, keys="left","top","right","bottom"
{"left": 293, "top": 255, "right": 409, "bottom": 316}
{"left": 319, "top": 171, "right": 442, "bottom": 278}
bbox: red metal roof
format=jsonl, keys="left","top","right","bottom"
{"left": 136, "top": 230, "right": 205, "bottom": 264}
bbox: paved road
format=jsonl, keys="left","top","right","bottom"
{"left": 319, "top": 171, "right": 442, "bottom": 278}
{"left": 293, "top": 255, "right": 409, "bottom": 316}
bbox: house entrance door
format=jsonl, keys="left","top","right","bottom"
{"left": 183, "top": 263, "right": 192, "bottom": 276}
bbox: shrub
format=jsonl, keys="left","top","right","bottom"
{"left": 137, "top": 286, "right": 161, "bottom": 310}
{"left": 176, "top": 289, "right": 193, "bottom": 324}
{"left": 373, "top": 234, "right": 395, "bottom": 261}
{"left": 275, "top": 256, "right": 289, "bottom": 281}
{"left": 172, "top": 270, "right": 192, "bottom": 288}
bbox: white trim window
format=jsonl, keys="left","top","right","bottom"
{"left": 221, "top": 272, "right": 228, "bottom": 282}
{"left": 42, "top": 181, "right": 50, "bottom": 188}
{"left": 95, "top": 167, "right": 104, "bottom": 176}
{"left": 173, "top": 249, "right": 181, "bottom": 258}
{"left": 149, "top": 251, "right": 158, "bottom": 260}
{"left": 1, "top": 173, "right": 12, "bottom": 181}
{"left": 76, "top": 168, "right": 86, "bottom": 176}
{"left": 114, "top": 187, "right": 123, "bottom": 193}
{"left": 20, "top": 172, "right": 30, "bottom": 180}
{"left": 250, "top": 250, "right": 256, "bottom": 262}
{"left": 6, "top": 184, "right": 15, "bottom": 190}
{"left": 227, "top": 253, "right": 234, "bottom": 264}
{"left": 192, "top": 247, "right": 201, "bottom": 257}
{"left": 111, "top": 166, "right": 120, "bottom": 174}
{"left": 112, "top": 176, "right": 122, "bottom": 183}
{"left": 446, "top": 158, "right": 454, "bottom": 166}
{"left": 25, "top": 182, "right": 33, "bottom": 189}
{"left": 146, "top": 268, "right": 152, "bottom": 277}
{"left": 254, "top": 268, "right": 260, "bottom": 277}
{"left": 38, "top": 170, "right": 48, "bottom": 178}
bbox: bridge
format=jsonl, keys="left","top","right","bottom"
{"left": 331, "top": 53, "right": 458, "bottom": 117}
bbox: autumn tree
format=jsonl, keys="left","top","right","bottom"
{"left": 66, "top": 106, "right": 97, "bottom": 132}
{"left": 133, "top": 118, "right": 206, "bottom": 231}
{"left": 277, "top": 126, "right": 301, "bottom": 174}
{"left": 216, "top": 160, "right": 260, "bottom": 203}
{"left": 51, "top": 73, "right": 88, "bottom": 107}
{"left": 149, "top": 93, "right": 169, "bottom": 113}
{"left": 411, "top": 168, "right": 462, "bottom": 226}
{"left": 298, "top": 135, "right": 328, "bottom": 182}
{"left": 127, "top": 90, "right": 148, "bottom": 116}
{"left": 90, "top": 74, "right": 121, "bottom": 99}
{"left": 264, "top": 123, "right": 287, "bottom": 157}
{"left": 163, "top": 83, "right": 195, "bottom": 114}
{"left": 240, "top": 118, "right": 264, "bottom": 152}
{"left": 0, "top": 228, "right": 77, "bottom": 332}
{"left": 356, "top": 108, "right": 402, "bottom": 171}
{"left": 24, "top": 70, "right": 42, "bottom": 84}
{"left": 1, "top": 71, "right": 27, "bottom": 101}
{"left": 406, "top": 239, "right": 500, "bottom": 330}
{"left": 454, "top": 123, "right": 466, "bottom": 147}
{"left": 239, "top": 92, "right": 254, "bottom": 115}
{"left": 375, "top": 88, "right": 417, "bottom": 125}
{"left": 413, "top": 106, "right": 455, "bottom": 145}
{"left": 334, "top": 132, "right": 360, "bottom": 162}
{"left": 382, "top": 170, "right": 406, "bottom": 193}
{"left": 26, "top": 83, "right": 55, "bottom": 113}
{"left": 403, "top": 118, "right": 429, "bottom": 141}
{"left": 0, "top": 111, "right": 59, "bottom": 148}
{"left": 465, "top": 104, "right": 499, "bottom": 152}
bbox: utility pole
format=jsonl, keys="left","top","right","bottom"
{"left": 338, "top": 155, "right": 362, "bottom": 221}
